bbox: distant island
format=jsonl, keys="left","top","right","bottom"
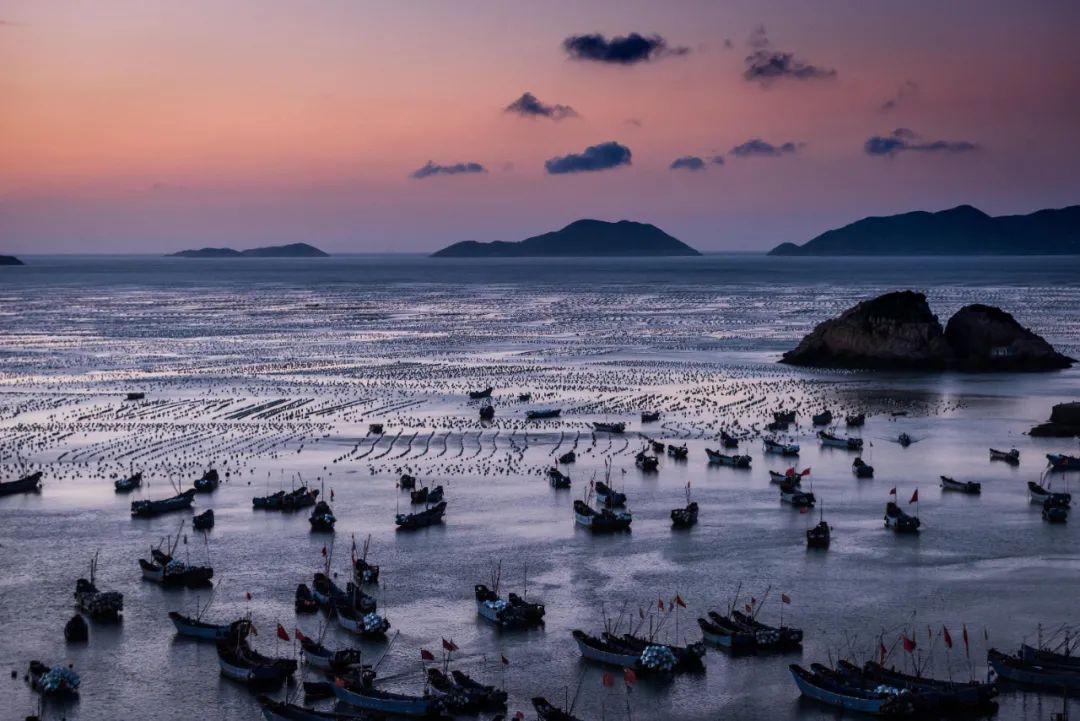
{"left": 169, "top": 243, "right": 329, "bottom": 258}
{"left": 769, "top": 204, "right": 1080, "bottom": 256}
{"left": 0, "top": 255, "right": 24, "bottom": 266}
{"left": 432, "top": 219, "right": 701, "bottom": 258}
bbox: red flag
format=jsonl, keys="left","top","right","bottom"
{"left": 657, "top": 597, "right": 664, "bottom": 611}
{"left": 334, "top": 676, "right": 346, "bottom": 688}
{"left": 501, "top": 655, "right": 509, "bottom": 666}
{"left": 888, "top": 487, "right": 896, "bottom": 496}
{"left": 321, "top": 545, "right": 328, "bottom": 558}
{"left": 962, "top": 624, "right": 970, "bottom": 657}
{"left": 781, "top": 593, "right": 791, "bottom": 604}
{"left": 623, "top": 667, "right": 637, "bottom": 686}
{"left": 674, "top": 594, "right": 687, "bottom": 608}
{"left": 943, "top": 626, "right": 953, "bottom": 649}
{"left": 420, "top": 649, "right": 435, "bottom": 661}
{"left": 909, "top": 489, "right": 919, "bottom": 504}
{"left": 514, "top": 713, "right": 525, "bottom": 720}
{"left": 750, "top": 597, "right": 757, "bottom": 606}
{"left": 879, "top": 641, "right": 887, "bottom": 665}
{"left": 801, "top": 467, "right": 811, "bottom": 476}
{"left": 276, "top": 623, "right": 290, "bottom": 641}
{"left": 799, "top": 506, "right": 810, "bottom": 514}
{"left": 785, "top": 467, "right": 795, "bottom": 477}
{"left": 602, "top": 671, "right": 614, "bottom": 688}
{"left": 442, "top": 638, "right": 459, "bottom": 652}
{"left": 902, "top": 635, "right": 916, "bottom": 653}
{"left": 245, "top": 591, "right": 252, "bottom": 601}
{"left": 295, "top": 628, "right": 307, "bottom": 642}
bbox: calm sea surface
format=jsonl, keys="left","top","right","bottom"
{"left": 1, "top": 254, "right": 1079, "bottom": 721}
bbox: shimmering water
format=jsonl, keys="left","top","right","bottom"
{"left": 1, "top": 255, "right": 1079, "bottom": 721}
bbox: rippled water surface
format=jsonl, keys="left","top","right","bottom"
{"left": 1, "top": 255, "right": 1079, "bottom": 721}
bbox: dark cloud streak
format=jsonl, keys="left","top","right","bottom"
{"left": 410, "top": 161, "right": 487, "bottom": 179}
{"left": 729, "top": 138, "right": 802, "bottom": 158}
{"left": 563, "top": 32, "right": 688, "bottom": 65}
{"left": 743, "top": 25, "right": 835, "bottom": 84}
{"left": 864, "top": 129, "right": 979, "bottom": 156}
{"left": 504, "top": 92, "right": 577, "bottom": 120}
{"left": 545, "top": 141, "right": 632, "bottom": 174}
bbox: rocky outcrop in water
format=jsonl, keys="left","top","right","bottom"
{"left": 1030, "top": 402, "right": 1080, "bottom": 437}
{"left": 0, "top": 255, "right": 24, "bottom": 266}
{"left": 781, "top": 290, "right": 1072, "bottom": 372}
{"left": 170, "top": 243, "right": 328, "bottom": 258}
{"left": 432, "top": 219, "right": 701, "bottom": 257}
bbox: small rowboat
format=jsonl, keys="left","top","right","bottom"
{"left": 699, "top": 612, "right": 756, "bottom": 652}
{"left": 0, "top": 470, "right": 43, "bottom": 497}
{"left": 789, "top": 664, "right": 916, "bottom": 715}
{"left": 706, "top": 449, "right": 751, "bottom": 467}
{"left": 1028, "top": 481, "right": 1071, "bottom": 506}
{"left": 334, "top": 603, "right": 390, "bottom": 638}
{"left": 634, "top": 451, "right": 659, "bottom": 471}
{"left": 309, "top": 500, "right": 336, "bottom": 532}
{"left": 667, "top": 444, "right": 688, "bottom": 459}
{"left": 671, "top": 502, "right": 698, "bottom": 529}
{"left": 397, "top": 474, "right": 417, "bottom": 489}
{"left": 593, "top": 421, "right": 626, "bottom": 434}
{"left": 526, "top": 409, "right": 561, "bottom": 420}
{"left": 193, "top": 469, "right": 220, "bottom": 493}
{"left": 468, "top": 386, "right": 493, "bottom": 399}
{"left": 479, "top": 404, "right": 494, "bottom": 421}
{"left": 769, "top": 470, "right": 800, "bottom": 484}
{"left": 651, "top": 440, "right": 666, "bottom": 453}
{"left": 940, "top": 476, "right": 981, "bottom": 494}
{"left": 780, "top": 480, "right": 815, "bottom": 508}
{"left": 169, "top": 611, "right": 251, "bottom": 640}
{"left": 114, "top": 472, "right": 142, "bottom": 492}
{"left": 845, "top": 413, "right": 866, "bottom": 427}
{"left": 74, "top": 577, "right": 123, "bottom": 620}
{"left": 140, "top": 552, "right": 213, "bottom": 588}
{"left": 547, "top": 467, "right": 571, "bottom": 489}
{"left": 300, "top": 637, "right": 362, "bottom": 672}
{"left": 395, "top": 501, "right": 446, "bottom": 530}
{"left": 558, "top": 451, "right": 576, "bottom": 464}
{"left": 811, "top": 410, "right": 833, "bottom": 426}
{"left": 720, "top": 430, "right": 740, "bottom": 449}
{"left": 641, "top": 411, "right": 660, "bottom": 423}
{"left": 763, "top": 438, "right": 799, "bottom": 456}
{"left": 817, "top": 431, "right": 863, "bottom": 451}
{"left": 475, "top": 584, "right": 545, "bottom": 629}
{"left": 806, "top": 520, "right": 830, "bottom": 548}
{"left": 573, "top": 500, "right": 631, "bottom": 532}
{"left": 193, "top": 508, "right": 215, "bottom": 530}
{"left": 571, "top": 630, "right": 640, "bottom": 667}
{"left": 884, "top": 502, "right": 920, "bottom": 533}
{"left": 852, "top": 458, "right": 874, "bottom": 478}
{"left": 331, "top": 678, "right": 440, "bottom": 717}
{"left": 217, "top": 639, "right": 296, "bottom": 688}
{"left": 65, "top": 614, "right": 88, "bottom": 642}
{"left": 131, "top": 489, "right": 195, "bottom": 517}
{"left": 989, "top": 448, "right": 1020, "bottom": 465}
{"left": 1047, "top": 453, "right": 1080, "bottom": 471}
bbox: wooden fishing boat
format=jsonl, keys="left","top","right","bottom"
{"left": 769, "top": 469, "right": 801, "bottom": 484}
{"left": 411, "top": 485, "right": 443, "bottom": 504}
{"left": 1020, "top": 642, "right": 1080, "bottom": 669}
{"left": 468, "top": 387, "right": 493, "bottom": 399}
{"left": 252, "top": 490, "right": 286, "bottom": 509}
{"left": 334, "top": 602, "right": 390, "bottom": 638}
{"left": 990, "top": 448, "right": 1020, "bottom": 465}
{"left": 720, "top": 430, "right": 740, "bottom": 448}
{"left": 533, "top": 697, "right": 583, "bottom": 721}
{"left": 818, "top": 431, "right": 863, "bottom": 451}
{"left": 766, "top": 419, "right": 789, "bottom": 432}
{"left": 474, "top": 584, "right": 545, "bottom": 628}
{"left": 282, "top": 487, "right": 320, "bottom": 510}
{"left": 573, "top": 500, "right": 631, "bottom": 532}
{"left": 295, "top": 584, "right": 319, "bottom": 613}
{"left": 731, "top": 610, "right": 802, "bottom": 650}
{"left": 811, "top": 410, "right": 833, "bottom": 426}
{"left": 884, "top": 502, "right": 920, "bottom": 533}
{"left": 140, "top": 551, "right": 214, "bottom": 588}
{"left": 603, "top": 632, "right": 706, "bottom": 671}
{"left": 395, "top": 501, "right": 446, "bottom": 530}
{"left": 193, "top": 508, "right": 215, "bottom": 530}
{"left": 780, "top": 480, "right": 815, "bottom": 508}
{"left": 806, "top": 520, "right": 830, "bottom": 548}
{"left": 558, "top": 451, "right": 576, "bottom": 464}
{"left": 571, "top": 629, "right": 641, "bottom": 667}
{"left": 526, "top": 408, "right": 561, "bottom": 420}
{"left": 699, "top": 613, "right": 756, "bottom": 652}
{"left": 641, "top": 411, "right": 660, "bottom": 423}
{"left": 479, "top": 403, "right": 494, "bottom": 421}
{"left": 27, "top": 660, "right": 81, "bottom": 695}
{"left": 594, "top": 481, "right": 627, "bottom": 507}
{"left": 853, "top": 457, "right": 874, "bottom": 478}
{"left": 671, "top": 501, "right": 698, "bottom": 529}
{"left": 114, "top": 472, "right": 142, "bottom": 492}
{"left": 64, "top": 614, "right": 88, "bottom": 642}
{"left": 169, "top": 611, "right": 251, "bottom": 640}
{"left": 309, "top": 500, "right": 336, "bottom": 532}
{"left": 939, "top": 476, "right": 980, "bottom": 494}
{"left": 449, "top": 669, "right": 508, "bottom": 710}
{"left": 845, "top": 413, "right": 866, "bottom": 427}
{"left": 706, "top": 449, "right": 752, "bottom": 467}
{"left": 74, "top": 574, "right": 123, "bottom": 621}
{"left": 300, "top": 637, "right": 363, "bottom": 672}
{"left": 398, "top": 474, "right": 417, "bottom": 489}
{"left": 667, "top": 443, "right": 688, "bottom": 459}
{"left": 547, "top": 467, "right": 571, "bottom": 489}
{"left": 1028, "top": 481, "right": 1071, "bottom": 506}
{"left": 763, "top": 438, "right": 799, "bottom": 456}
{"left": 312, "top": 574, "right": 376, "bottom": 613}
{"left": 216, "top": 638, "right": 296, "bottom": 688}
{"left": 257, "top": 695, "right": 370, "bottom": 721}
{"left": 1048, "top": 453, "right": 1080, "bottom": 471}
{"left": 898, "top": 432, "right": 913, "bottom": 447}
{"left": 0, "top": 470, "right": 43, "bottom": 497}
{"left": 789, "top": 664, "right": 916, "bottom": 716}
{"left": 368, "top": 423, "right": 384, "bottom": 434}
{"left": 1043, "top": 499, "right": 1069, "bottom": 523}
{"left": 518, "top": 393, "right": 532, "bottom": 401}
{"left": 634, "top": 450, "right": 659, "bottom": 471}
{"left": 592, "top": 421, "right": 626, "bottom": 434}
{"left": 331, "top": 678, "right": 440, "bottom": 717}
{"left": 773, "top": 410, "right": 797, "bottom": 424}
{"left": 837, "top": 659, "right": 998, "bottom": 711}
{"left": 131, "top": 489, "right": 195, "bottom": 517}
{"left": 126, "top": 391, "right": 145, "bottom": 400}
{"left": 987, "top": 648, "right": 1080, "bottom": 691}
{"left": 193, "top": 469, "right": 220, "bottom": 493}
{"left": 651, "top": 440, "right": 666, "bottom": 453}
{"left": 352, "top": 550, "right": 380, "bottom": 585}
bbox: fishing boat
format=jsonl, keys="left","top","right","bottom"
{"left": 193, "top": 508, "right": 215, "bottom": 529}
{"left": 604, "top": 632, "right": 706, "bottom": 671}
{"left": 0, "top": 470, "right": 43, "bottom": 497}
{"left": 300, "top": 637, "right": 363, "bottom": 672}
{"left": 518, "top": 393, "right": 532, "bottom": 401}
{"left": 573, "top": 500, "right": 631, "bottom": 532}
{"left": 252, "top": 490, "right": 286, "bottom": 509}
{"left": 216, "top": 638, "right": 296, "bottom": 688}
{"left": 594, "top": 480, "right": 627, "bottom": 507}
{"left": 1028, "top": 481, "right": 1071, "bottom": 506}
{"left": 126, "top": 391, "right": 145, "bottom": 400}
{"left": 533, "top": 697, "right": 583, "bottom": 721}
{"left": 651, "top": 440, "right": 666, "bottom": 453}
{"left": 731, "top": 610, "right": 803, "bottom": 650}
{"left": 774, "top": 410, "right": 797, "bottom": 423}
{"left": 368, "top": 423, "right": 384, "bottom": 434}
{"left": 990, "top": 448, "right": 1020, "bottom": 465}
{"left": 884, "top": 502, "right": 920, "bottom": 533}
{"left": 845, "top": 413, "right": 866, "bottom": 427}
{"left": 766, "top": 419, "right": 790, "bottom": 432}
{"left": 468, "top": 387, "right": 493, "bottom": 399}
{"left": 634, "top": 450, "right": 659, "bottom": 471}
{"left": 898, "top": 432, "right": 913, "bottom": 447}
{"left": 352, "top": 536, "right": 380, "bottom": 584}
{"left": 331, "top": 677, "right": 441, "bottom": 717}
{"left": 27, "top": 661, "right": 81, "bottom": 696}
{"left": 1020, "top": 641, "right": 1080, "bottom": 669}
{"left": 131, "top": 489, "right": 195, "bottom": 517}
{"left": 479, "top": 403, "right": 494, "bottom": 421}
{"left": 335, "top": 602, "right": 390, "bottom": 638}
{"left": 449, "top": 669, "right": 508, "bottom": 710}
{"left": 720, "top": 430, "right": 740, "bottom": 449}
{"left": 789, "top": 664, "right": 917, "bottom": 716}
{"left": 780, "top": 479, "right": 815, "bottom": 508}
{"left": 114, "top": 472, "right": 142, "bottom": 492}
{"left": 169, "top": 611, "right": 251, "bottom": 640}
{"left": 74, "top": 577, "right": 123, "bottom": 620}
{"left": 257, "top": 695, "right": 370, "bottom": 721}
{"left": 1043, "top": 498, "right": 1069, "bottom": 523}
{"left": 836, "top": 659, "right": 998, "bottom": 711}
{"left": 309, "top": 500, "right": 336, "bottom": 532}
{"left": 526, "top": 409, "right": 561, "bottom": 420}
{"left": 398, "top": 474, "right": 417, "bottom": 489}
{"left": 698, "top": 612, "right": 756, "bottom": 652}
{"left": 571, "top": 629, "right": 641, "bottom": 668}
{"left": 312, "top": 574, "right": 376, "bottom": 613}
{"left": 770, "top": 467, "right": 806, "bottom": 484}
{"left": 282, "top": 487, "right": 320, "bottom": 510}
{"left": 811, "top": 410, "right": 833, "bottom": 426}
{"left": 592, "top": 421, "right": 626, "bottom": 434}
{"left": 667, "top": 444, "right": 688, "bottom": 459}
{"left": 987, "top": 648, "right": 1080, "bottom": 691}
{"left": 817, "top": 431, "right": 863, "bottom": 451}
{"left": 295, "top": 584, "right": 319, "bottom": 613}
{"left": 64, "top": 614, "right": 88, "bottom": 642}
{"left": 558, "top": 450, "right": 576, "bottom": 464}
{"left": 763, "top": 438, "right": 799, "bottom": 456}
{"left": 193, "top": 469, "right": 220, "bottom": 493}
{"left": 852, "top": 457, "right": 874, "bottom": 478}
{"left": 806, "top": 519, "right": 830, "bottom": 549}
{"left": 706, "top": 448, "right": 752, "bottom": 467}
{"left": 641, "top": 411, "right": 660, "bottom": 423}
{"left": 671, "top": 501, "right": 698, "bottom": 529}
{"left": 474, "top": 584, "right": 545, "bottom": 629}
{"left": 140, "top": 551, "right": 214, "bottom": 588}
{"left": 1047, "top": 454, "right": 1080, "bottom": 471}
{"left": 395, "top": 501, "right": 446, "bottom": 530}
{"left": 547, "top": 467, "right": 571, "bottom": 489}
{"left": 411, "top": 485, "right": 444, "bottom": 504}
{"left": 939, "top": 476, "right": 981, "bottom": 494}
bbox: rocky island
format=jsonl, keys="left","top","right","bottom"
{"left": 432, "top": 219, "right": 700, "bottom": 257}
{"left": 1030, "top": 402, "right": 1080, "bottom": 437}
{"left": 170, "top": 242, "right": 329, "bottom": 258}
{"left": 0, "top": 255, "right": 24, "bottom": 266}
{"left": 769, "top": 204, "right": 1080, "bottom": 256}
{"left": 781, "top": 290, "right": 1073, "bottom": 372}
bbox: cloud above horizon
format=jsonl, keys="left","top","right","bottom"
{"left": 504, "top": 92, "right": 577, "bottom": 120}
{"left": 563, "top": 32, "right": 689, "bottom": 65}
{"left": 729, "top": 138, "right": 802, "bottom": 158}
{"left": 410, "top": 160, "right": 487, "bottom": 179}
{"left": 743, "top": 26, "right": 836, "bottom": 84}
{"left": 545, "top": 141, "right": 632, "bottom": 174}
{"left": 880, "top": 80, "right": 919, "bottom": 113}
{"left": 864, "top": 129, "right": 979, "bottom": 156}
{"left": 670, "top": 155, "right": 724, "bottom": 171}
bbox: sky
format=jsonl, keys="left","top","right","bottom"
{"left": 2, "top": 0, "right": 1079, "bottom": 254}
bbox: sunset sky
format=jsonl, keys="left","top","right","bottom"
{"left": 2, "top": 0, "right": 1079, "bottom": 253}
